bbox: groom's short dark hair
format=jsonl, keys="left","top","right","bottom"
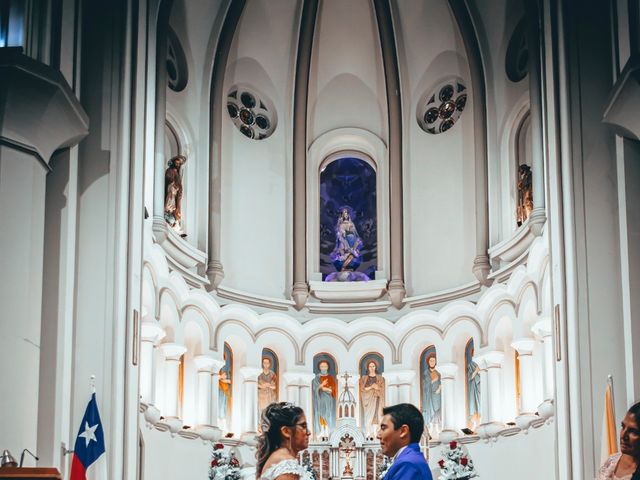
{"left": 382, "top": 403, "right": 424, "bottom": 443}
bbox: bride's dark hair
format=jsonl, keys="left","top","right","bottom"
{"left": 256, "top": 402, "right": 304, "bottom": 478}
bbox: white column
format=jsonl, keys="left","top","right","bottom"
{"left": 483, "top": 351, "right": 505, "bottom": 423}
{"left": 193, "top": 355, "right": 216, "bottom": 425}
{"left": 437, "top": 363, "right": 459, "bottom": 431}
{"left": 394, "top": 370, "right": 415, "bottom": 404}
{"left": 299, "top": 373, "right": 316, "bottom": 418}
{"left": 240, "top": 366, "right": 261, "bottom": 435}
{"left": 477, "top": 361, "right": 490, "bottom": 424}
{"left": 159, "top": 343, "right": 187, "bottom": 418}
{"left": 532, "top": 318, "right": 554, "bottom": 401}
{"left": 209, "top": 359, "right": 226, "bottom": 428}
{"left": 512, "top": 339, "right": 537, "bottom": 414}
{"left": 140, "top": 322, "right": 165, "bottom": 404}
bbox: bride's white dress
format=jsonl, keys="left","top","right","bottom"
{"left": 260, "top": 459, "right": 314, "bottom": 480}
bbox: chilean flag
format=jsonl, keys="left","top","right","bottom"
{"left": 70, "top": 393, "right": 107, "bottom": 480}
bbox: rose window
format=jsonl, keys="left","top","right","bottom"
{"left": 417, "top": 79, "right": 468, "bottom": 134}
{"left": 226, "top": 87, "right": 277, "bottom": 140}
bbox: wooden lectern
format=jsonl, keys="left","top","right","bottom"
{"left": 0, "top": 467, "right": 62, "bottom": 479}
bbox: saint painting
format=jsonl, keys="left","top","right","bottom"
{"left": 312, "top": 354, "right": 338, "bottom": 439}
{"left": 218, "top": 342, "right": 233, "bottom": 431}
{"left": 516, "top": 164, "right": 533, "bottom": 226}
{"left": 420, "top": 346, "right": 442, "bottom": 431}
{"left": 257, "top": 349, "right": 278, "bottom": 415}
{"left": 466, "top": 339, "right": 481, "bottom": 429}
{"left": 358, "top": 353, "right": 385, "bottom": 440}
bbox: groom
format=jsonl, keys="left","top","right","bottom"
{"left": 376, "top": 403, "right": 433, "bottom": 480}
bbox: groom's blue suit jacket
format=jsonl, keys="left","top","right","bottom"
{"left": 384, "top": 443, "right": 433, "bottom": 480}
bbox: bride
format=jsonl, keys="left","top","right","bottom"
{"left": 256, "top": 402, "right": 313, "bottom": 480}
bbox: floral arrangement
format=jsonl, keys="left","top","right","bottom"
{"left": 208, "top": 442, "right": 241, "bottom": 480}
{"left": 437, "top": 441, "right": 478, "bottom": 480}
{"left": 301, "top": 454, "right": 317, "bottom": 480}
{"left": 378, "top": 455, "right": 392, "bottom": 479}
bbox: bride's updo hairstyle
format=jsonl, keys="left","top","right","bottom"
{"left": 256, "top": 402, "right": 304, "bottom": 478}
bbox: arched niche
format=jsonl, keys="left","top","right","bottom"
{"left": 319, "top": 157, "right": 377, "bottom": 281}
{"left": 307, "top": 128, "right": 389, "bottom": 283}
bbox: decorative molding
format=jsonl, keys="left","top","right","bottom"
{"left": 0, "top": 48, "right": 89, "bottom": 164}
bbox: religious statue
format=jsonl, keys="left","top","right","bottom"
{"left": 257, "top": 356, "right": 278, "bottom": 414}
{"left": 218, "top": 369, "right": 232, "bottom": 431}
{"left": 164, "top": 154, "right": 187, "bottom": 236}
{"left": 312, "top": 360, "right": 337, "bottom": 438}
{"left": 516, "top": 164, "right": 533, "bottom": 226}
{"left": 359, "top": 360, "right": 385, "bottom": 440}
{"left": 466, "top": 343, "right": 481, "bottom": 429}
{"left": 421, "top": 353, "right": 442, "bottom": 431}
{"left": 331, "top": 207, "right": 363, "bottom": 272}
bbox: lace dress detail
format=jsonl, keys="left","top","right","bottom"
{"left": 596, "top": 453, "right": 633, "bottom": 480}
{"left": 260, "top": 459, "right": 313, "bottom": 480}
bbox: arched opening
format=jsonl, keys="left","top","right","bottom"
{"left": 319, "top": 156, "right": 377, "bottom": 281}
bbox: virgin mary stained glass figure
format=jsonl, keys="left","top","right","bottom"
{"left": 325, "top": 206, "right": 370, "bottom": 281}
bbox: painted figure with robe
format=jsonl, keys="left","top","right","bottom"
{"left": 218, "top": 344, "right": 232, "bottom": 431}
{"left": 421, "top": 351, "right": 442, "bottom": 431}
{"left": 466, "top": 340, "right": 481, "bottom": 429}
{"left": 257, "top": 356, "right": 278, "bottom": 414}
{"left": 359, "top": 360, "right": 385, "bottom": 439}
{"left": 312, "top": 360, "right": 337, "bottom": 438}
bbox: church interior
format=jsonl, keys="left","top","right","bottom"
{"left": 1, "top": 0, "right": 640, "bottom": 478}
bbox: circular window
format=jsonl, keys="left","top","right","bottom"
{"left": 417, "top": 79, "right": 468, "bottom": 134}
{"left": 226, "top": 86, "right": 277, "bottom": 140}
{"left": 505, "top": 19, "right": 528, "bottom": 83}
{"left": 166, "top": 27, "right": 188, "bottom": 92}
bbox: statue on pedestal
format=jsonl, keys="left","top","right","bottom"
{"left": 516, "top": 164, "right": 533, "bottom": 227}
{"left": 164, "top": 154, "right": 187, "bottom": 236}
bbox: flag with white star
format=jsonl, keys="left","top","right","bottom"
{"left": 70, "top": 393, "right": 107, "bottom": 480}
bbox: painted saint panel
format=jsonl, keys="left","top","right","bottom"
{"left": 320, "top": 157, "right": 377, "bottom": 281}
{"left": 358, "top": 353, "right": 385, "bottom": 439}
{"left": 312, "top": 353, "right": 338, "bottom": 438}
{"left": 218, "top": 342, "right": 233, "bottom": 431}
{"left": 466, "top": 338, "right": 481, "bottom": 429}
{"left": 420, "top": 345, "right": 441, "bottom": 431}
{"left": 258, "top": 348, "right": 279, "bottom": 415}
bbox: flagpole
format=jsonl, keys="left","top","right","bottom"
{"left": 90, "top": 374, "right": 96, "bottom": 394}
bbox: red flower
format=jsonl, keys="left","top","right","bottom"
{"left": 211, "top": 459, "right": 219, "bottom": 467}
{"left": 230, "top": 458, "right": 240, "bottom": 467}
{"left": 449, "top": 441, "right": 457, "bottom": 450}
{"left": 438, "top": 460, "right": 445, "bottom": 468}
{"left": 460, "top": 457, "right": 468, "bottom": 466}
{"left": 214, "top": 443, "right": 224, "bottom": 450}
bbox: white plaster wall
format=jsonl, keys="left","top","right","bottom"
{"left": 0, "top": 148, "right": 46, "bottom": 457}
{"left": 140, "top": 426, "right": 211, "bottom": 479}
{"left": 166, "top": 0, "right": 226, "bottom": 252}
{"left": 429, "top": 421, "right": 555, "bottom": 479}
{"left": 308, "top": 0, "right": 387, "bottom": 142}
{"left": 394, "top": 0, "right": 477, "bottom": 294}
{"left": 219, "top": 0, "right": 299, "bottom": 298}
{"left": 470, "top": 0, "right": 530, "bottom": 244}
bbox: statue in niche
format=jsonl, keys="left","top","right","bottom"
{"left": 466, "top": 341, "right": 481, "bottom": 429}
{"left": 164, "top": 154, "right": 187, "bottom": 237}
{"left": 421, "top": 352, "right": 442, "bottom": 432}
{"left": 359, "top": 360, "right": 385, "bottom": 440}
{"left": 312, "top": 360, "right": 337, "bottom": 438}
{"left": 257, "top": 356, "right": 278, "bottom": 414}
{"left": 327, "top": 206, "right": 369, "bottom": 282}
{"left": 516, "top": 164, "right": 533, "bottom": 226}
